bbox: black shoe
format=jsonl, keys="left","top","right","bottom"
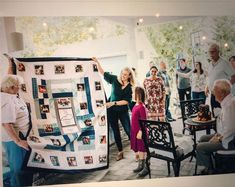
{"left": 167, "top": 118, "right": 176, "bottom": 122}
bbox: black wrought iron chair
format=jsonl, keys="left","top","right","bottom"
{"left": 214, "top": 137, "right": 235, "bottom": 174}
{"left": 139, "top": 119, "right": 194, "bottom": 178}
{"left": 179, "top": 98, "right": 205, "bottom": 135}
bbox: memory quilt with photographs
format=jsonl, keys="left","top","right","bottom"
{"left": 16, "top": 57, "right": 108, "bottom": 171}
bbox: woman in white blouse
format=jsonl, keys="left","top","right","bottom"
{"left": 176, "top": 61, "right": 207, "bottom": 101}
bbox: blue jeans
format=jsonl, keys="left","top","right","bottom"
{"left": 3, "top": 141, "right": 27, "bottom": 187}
{"left": 165, "top": 94, "right": 173, "bottom": 119}
{"left": 107, "top": 107, "right": 130, "bottom": 152}
{"left": 192, "top": 91, "right": 206, "bottom": 101}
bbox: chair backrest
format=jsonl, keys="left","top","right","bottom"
{"left": 180, "top": 98, "right": 205, "bottom": 127}
{"left": 139, "top": 119, "right": 178, "bottom": 159}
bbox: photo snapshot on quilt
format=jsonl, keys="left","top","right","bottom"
{"left": 16, "top": 57, "right": 108, "bottom": 171}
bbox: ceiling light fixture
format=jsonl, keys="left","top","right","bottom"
{"left": 155, "top": 13, "right": 160, "bottom": 18}
{"left": 202, "top": 36, "right": 206, "bottom": 40}
{"left": 138, "top": 18, "right": 144, "bottom": 23}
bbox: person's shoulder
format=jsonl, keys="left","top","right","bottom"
{"left": 1, "top": 92, "right": 16, "bottom": 106}
{"left": 144, "top": 77, "right": 151, "bottom": 82}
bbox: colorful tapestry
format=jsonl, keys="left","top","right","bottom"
{"left": 17, "top": 58, "right": 108, "bottom": 171}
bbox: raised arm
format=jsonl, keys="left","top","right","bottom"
{"left": 3, "top": 53, "right": 15, "bottom": 74}
{"left": 92, "top": 57, "right": 104, "bottom": 76}
{"left": 176, "top": 69, "right": 193, "bottom": 78}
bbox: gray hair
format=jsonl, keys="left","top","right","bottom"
{"left": 1, "top": 74, "right": 23, "bottom": 92}
{"left": 213, "top": 79, "right": 231, "bottom": 95}
{"left": 209, "top": 43, "right": 220, "bottom": 52}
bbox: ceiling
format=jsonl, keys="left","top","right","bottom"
{"left": 0, "top": 1, "right": 235, "bottom": 16}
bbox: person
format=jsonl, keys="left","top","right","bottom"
{"left": 92, "top": 57, "right": 135, "bottom": 161}
{"left": 176, "top": 58, "right": 192, "bottom": 101}
{"left": 196, "top": 79, "right": 235, "bottom": 175}
{"left": 205, "top": 44, "right": 235, "bottom": 117}
{"left": 229, "top": 56, "right": 235, "bottom": 95}
{"left": 143, "top": 66, "right": 166, "bottom": 121}
{"left": 130, "top": 87, "right": 148, "bottom": 177}
{"left": 145, "top": 61, "right": 155, "bottom": 77}
{"left": 176, "top": 61, "right": 207, "bottom": 101}
{"left": 1, "top": 74, "right": 30, "bottom": 187}
{"left": 158, "top": 61, "right": 176, "bottom": 122}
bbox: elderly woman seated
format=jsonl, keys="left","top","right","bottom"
{"left": 1, "top": 74, "right": 30, "bottom": 187}
{"left": 196, "top": 79, "right": 235, "bottom": 175}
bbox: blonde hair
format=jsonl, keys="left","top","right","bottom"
{"left": 1, "top": 74, "right": 23, "bottom": 92}
{"left": 119, "top": 67, "right": 135, "bottom": 86}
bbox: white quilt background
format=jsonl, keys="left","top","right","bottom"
{"left": 17, "top": 58, "right": 108, "bottom": 171}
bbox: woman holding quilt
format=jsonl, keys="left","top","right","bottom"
{"left": 92, "top": 57, "right": 135, "bottom": 161}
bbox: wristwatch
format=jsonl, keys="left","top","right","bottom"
{"left": 114, "top": 101, "right": 117, "bottom": 105}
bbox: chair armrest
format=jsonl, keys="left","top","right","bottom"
{"left": 216, "top": 150, "right": 235, "bottom": 155}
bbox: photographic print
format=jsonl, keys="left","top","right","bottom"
{"left": 75, "top": 64, "right": 83, "bottom": 72}
{"left": 100, "top": 135, "right": 106, "bottom": 144}
{"left": 77, "top": 83, "right": 85, "bottom": 91}
{"left": 35, "top": 65, "right": 44, "bottom": 75}
{"left": 56, "top": 98, "right": 72, "bottom": 108}
{"left": 80, "top": 102, "right": 88, "bottom": 110}
{"left": 29, "top": 135, "right": 41, "bottom": 143}
{"left": 99, "top": 115, "right": 106, "bottom": 126}
{"left": 18, "top": 63, "right": 25, "bottom": 71}
{"left": 55, "top": 64, "right": 65, "bottom": 74}
{"left": 44, "top": 124, "right": 54, "bottom": 133}
{"left": 95, "top": 81, "right": 101, "bottom": 90}
{"left": 93, "top": 64, "right": 98, "bottom": 72}
{"left": 50, "top": 156, "right": 60, "bottom": 166}
{"left": 38, "top": 85, "right": 47, "bottom": 93}
{"left": 40, "top": 104, "right": 50, "bottom": 113}
{"left": 32, "top": 152, "right": 45, "bottom": 163}
{"left": 67, "top": 157, "right": 77, "bottom": 166}
{"left": 99, "top": 155, "right": 107, "bottom": 163}
{"left": 96, "top": 100, "right": 104, "bottom": 107}
{"left": 51, "top": 138, "right": 61, "bottom": 146}
{"left": 82, "top": 136, "right": 90, "bottom": 145}
{"left": 84, "top": 156, "right": 93, "bottom": 164}
{"left": 21, "top": 84, "right": 26, "bottom": 92}
{"left": 84, "top": 119, "right": 92, "bottom": 127}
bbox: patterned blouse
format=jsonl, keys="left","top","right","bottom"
{"left": 191, "top": 73, "right": 207, "bottom": 92}
{"left": 143, "top": 77, "right": 166, "bottom": 117}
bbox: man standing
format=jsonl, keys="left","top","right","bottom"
{"left": 176, "top": 58, "right": 192, "bottom": 101}
{"left": 205, "top": 44, "right": 235, "bottom": 116}
{"left": 158, "top": 61, "right": 176, "bottom": 122}
{"left": 229, "top": 56, "right": 235, "bottom": 95}
{"left": 196, "top": 79, "right": 235, "bottom": 174}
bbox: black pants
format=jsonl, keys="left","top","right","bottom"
{"left": 211, "top": 94, "right": 221, "bottom": 117}
{"left": 178, "top": 87, "right": 191, "bottom": 101}
{"left": 107, "top": 107, "right": 130, "bottom": 152}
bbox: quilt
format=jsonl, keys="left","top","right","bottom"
{"left": 16, "top": 57, "right": 108, "bottom": 171}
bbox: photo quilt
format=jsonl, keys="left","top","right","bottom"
{"left": 16, "top": 58, "right": 108, "bottom": 171}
